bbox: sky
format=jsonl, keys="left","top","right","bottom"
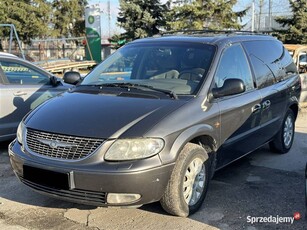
{"left": 88, "top": 0, "right": 292, "bottom": 38}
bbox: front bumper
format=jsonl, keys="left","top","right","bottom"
{"left": 9, "top": 140, "right": 174, "bottom": 207}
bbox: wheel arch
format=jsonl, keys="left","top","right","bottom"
{"left": 160, "top": 124, "right": 218, "bottom": 165}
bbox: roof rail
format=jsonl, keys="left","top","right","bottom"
{"left": 158, "top": 29, "right": 271, "bottom": 37}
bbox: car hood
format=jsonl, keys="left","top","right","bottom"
{"left": 25, "top": 91, "right": 187, "bottom": 139}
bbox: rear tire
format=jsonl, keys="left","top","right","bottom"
{"left": 160, "top": 143, "right": 210, "bottom": 217}
{"left": 269, "top": 109, "right": 295, "bottom": 154}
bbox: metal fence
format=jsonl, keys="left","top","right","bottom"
{"left": 0, "top": 37, "right": 86, "bottom": 62}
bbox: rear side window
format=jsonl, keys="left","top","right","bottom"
{"left": 214, "top": 43, "right": 254, "bottom": 91}
{"left": 0, "top": 60, "right": 49, "bottom": 85}
{"left": 243, "top": 40, "right": 297, "bottom": 88}
{"left": 279, "top": 49, "right": 297, "bottom": 78}
{"left": 243, "top": 40, "right": 282, "bottom": 64}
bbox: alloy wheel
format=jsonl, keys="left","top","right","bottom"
{"left": 283, "top": 115, "right": 293, "bottom": 148}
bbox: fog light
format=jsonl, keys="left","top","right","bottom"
{"left": 107, "top": 193, "right": 141, "bottom": 204}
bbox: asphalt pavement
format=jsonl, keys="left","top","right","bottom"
{"left": 0, "top": 109, "right": 306, "bottom": 230}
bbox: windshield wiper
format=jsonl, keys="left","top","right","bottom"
{"left": 98, "top": 83, "right": 178, "bottom": 99}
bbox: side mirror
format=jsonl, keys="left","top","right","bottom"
{"left": 63, "top": 71, "right": 81, "bottom": 85}
{"left": 212, "top": 78, "right": 245, "bottom": 98}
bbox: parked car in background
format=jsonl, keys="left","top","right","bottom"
{"left": 9, "top": 32, "right": 301, "bottom": 217}
{"left": 0, "top": 52, "right": 71, "bottom": 141}
{"left": 284, "top": 44, "right": 307, "bottom": 73}
{"left": 284, "top": 44, "right": 307, "bottom": 102}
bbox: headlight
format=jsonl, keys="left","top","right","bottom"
{"left": 17, "top": 121, "right": 25, "bottom": 144}
{"left": 104, "top": 138, "right": 164, "bottom": 161}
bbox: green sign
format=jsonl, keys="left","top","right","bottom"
{"left": 85, "top": 7, "right": 101, "bottom": 62}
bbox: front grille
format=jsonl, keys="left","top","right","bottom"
{"left": 26, "top": 128, "right": 104, "bottom": 160}
{"left": 21, "top": 177, "right": 107, "bottom": 205}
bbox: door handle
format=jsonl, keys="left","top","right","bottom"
{"left": 252, "top": 104, "right": 261, "bottom": 113}
{"left": 13, "top": 91, "right": 27, "bottom": 96}
{"left": 262, "top": 100, "right": 271, "bottom": 109}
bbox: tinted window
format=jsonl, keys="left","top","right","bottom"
{"left": 279, "top": 47, "right": 297, "bottom": 78}
{"left": 243, "top": 40, "right": 283, "bottom": 63}
{"left": 0, "top": 60, "right": 49, "bottom": 85}
{"left": 214, "top": 44, "right": 254, "bottom": 91}
{"left": 243, "top": 40, "right": 297, "bottom": 83}
{"left": 248, "top": 56, "right": 275, "bottom": 89}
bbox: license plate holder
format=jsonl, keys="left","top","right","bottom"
{"left": 23, "top": 165, "right": 70, "bottom": 190}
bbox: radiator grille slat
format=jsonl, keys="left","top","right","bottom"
{"left": 26, "top": 129, "right": 104, "bottom": 160}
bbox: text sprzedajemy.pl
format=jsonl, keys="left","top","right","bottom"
{"left": 247, "top": 215, "right": 295, "bottom": 225}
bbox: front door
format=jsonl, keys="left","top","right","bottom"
{"left": 212, "top": 43, "right": 263, "bottom": 168}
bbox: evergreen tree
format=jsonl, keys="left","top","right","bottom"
{"left": 167, "top": 0, "right": 247, "bottom": 31}
{"left": 117, "top": 0, "right": 168, "bottom": 40}
{"left": 0, "top": 0, "right": 51, "bottom": 43}
{"left": 52, "top": 0, "right": 88, "bottom": 37}
{"left": 109, "top": 34, "right": 127, "bottom": 49}
{"left": 275, "top": 0, "right": 307, "bottom": 44}
{"left": 0, "top": 0, "right": 87, "bottom": 41}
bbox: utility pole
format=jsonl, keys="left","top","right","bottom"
{"left": 258, "top": 0, "right": 263, "bottom": 31}
{"left": 108, "top": 0, "right": 111, "bottom": 38}
{"left": 268, "top": 0, "right": 272, "bottom": 31}
{"left": 251, "top": 1, "right": 255, "bottom": 32}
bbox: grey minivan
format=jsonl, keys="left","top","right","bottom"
{"left": 9, "top": 33, "right": 301, "bottom": 217}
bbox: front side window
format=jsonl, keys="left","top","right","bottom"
{"left": 82, "top": 42, "right": 216, "bottom": 95}
{"left": 0, "top": 60, "right": 49, "bottom": 85}
{"left": 214, "top": 44, "right": 254, "bottom": 91}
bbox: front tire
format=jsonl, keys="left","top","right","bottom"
{"left": 269, "top": 109, "right": 295, "bottom": 154}
{"left": 160, "top": 143, "right": 210, "bottom": 217}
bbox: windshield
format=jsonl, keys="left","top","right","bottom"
{"left": 82, "top": 42, "right": 216, "bottom": 95}
{"left": 299, "top": 53, "right": 307, "bottom": 64}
